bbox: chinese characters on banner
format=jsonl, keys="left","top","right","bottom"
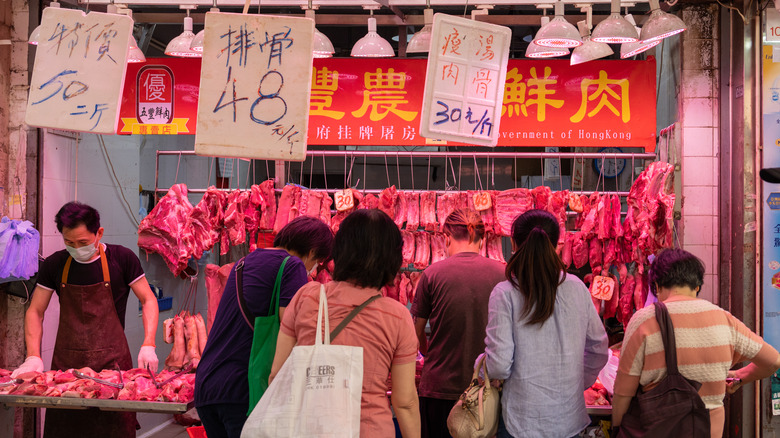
{"left": 308, "top": 58, "right": 656, "bottom": 151}
{"left": 420, "top": 14, "right": 511, "bottom": 146}
{"left": 26, "top": 8, "right": 132, "bottom": 133}
{"left": 118, "top": 58, "right": 200, "bottom": 135}
{"left": 195, "top": 12, "right": 314, "bottom": 161}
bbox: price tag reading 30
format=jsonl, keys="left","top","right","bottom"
{"left": 334, "top": 189, "right": 355, "bottom": 212}
{"left": 590, "top": 275, "right": 615, "bottom": 301}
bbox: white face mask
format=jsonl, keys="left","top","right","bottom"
{"left": 66, "top": 243, "right": 98, "bottom": 263}
{"left": 308, "top": 263, "right": 318, "bottom": 277}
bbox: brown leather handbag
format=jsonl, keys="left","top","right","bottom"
{"left": 618, "top": 301, "right": 710, "bottom": 438}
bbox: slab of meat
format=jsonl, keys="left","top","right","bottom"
{"left": 399, "top": 273, "right": 411, "bottom": 306}
{"left": 486, "top": 233, "right": 506, "bottom": 263}
{"left": 379, "top": 186, "right": 398, "bottom": 219}
{"left": 315, "top": 268, "right": 332, "bottom": 284}
{"left": 401, "top": 231, "right": 415, "bottom": 267}
{"left": 223, "top": 190, "right": 250, "bottom": 248}
{"left": 532, "top": 186, "right": 552, "bottom": 210}
{"left": 413, "top": 232, "right": 431, "bottom": 270}
{"left": 568, "top": 192, "right": 583, "bottom": 213}
{"left": 394, "top": 191, "right": 408, "bottom": 228}
{"left": 436, "top": 193, "right": 460, "bottom": 231}
{"left": 546, "top": 190, "right": 569, "bottom": 246}
{"left": 183, "top": 315, "right": 201, "bottom": 370}
{"left": 319, "top": 191, "right": 333, "bottom": 226}
{"left": 561, "top": 232, "right": 574, "bottom": 268}
{"left": 467, "top": 190, "right": 497, "bottom": 234}
{"left": 617, "top": 274, "right": 635, "bottom": 325}
{"left": 382, "top": 274, "right": 401, "bottom": 301}
{"left": 299, "top": 190, "right": 325, "bottom": 220}
{"left": 579, "top": 193, "right": 600, "bottom": 237}
{"left": 633, "top": 267, "right": 647, "bottom": 311}
{"left": 256, "top": 180, "right": 277, "bottom": 230}
{"left": 194, "top": 313, "right": 208, "bottom": 356}
{"left": 408, "top": 272, "right": 421, "bottom": 305}
{"left": 205, "top": 262, "right": 234, "bottom": 332}
{"left": 588, "top": 236, "right": 603, "bottom": 273}
{"left": 495, "top": 188, "right": 534, "bottom": 236}
{"left": 574, "top": 194, "right": 590, "bottom": 229}
{"left": 137, "top": 183, "right": 194, "bottom": 276}
{"left": 330, "top": 189, "right": 362, "bottom": 233}
{"left": 245, "top": 185, "right": 266, "bottom": 251}
{"left": 596, "top": 194, "right": 611, "bottom": 240}
{"left": 405, "top": 192, "right": 420, "bottom": 231}
{"left": 184, "top": 186, "right": 227, "bottom": 260}
{"left": 624, "top": 162, "right": 676, "bottom": 262}
{"left": 430, "top": 232, "right": 447, "bottom": 265}
{"left": 572, "top": 232, "right": 589, "bottom": 269}
{"left": 604, "top": 275, "right": 619, "bottom": 319}
{"left": 273, "top": 185, "right": 302, "bottom": 233}
{"left": 420, "top": 192, "right": 438, "bottom": 231}
{"left": 165, "top": 315, "right": 186, "bottom": 371}
{"left": 611, "top": 194, "right": 623, "bottom": 238}
{"left": 358, "top": 193, "right": 379, "bottom": 210}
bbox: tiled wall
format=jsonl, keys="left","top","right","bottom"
{"left": 680, "top": 6, "right": 720, "bottom": 304}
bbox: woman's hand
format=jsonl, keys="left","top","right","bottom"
{"left": 726, "top": 370, "right": 743, "bottom": 394}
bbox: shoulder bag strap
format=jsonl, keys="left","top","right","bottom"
{"left": 329, "top": 294, "right": 382, "bottom": 342}
{"left": 654, "top": 301, "right": 680, "bottom": 376}
{"left": 235, "top": 255, "right": 291, "bottom": 331}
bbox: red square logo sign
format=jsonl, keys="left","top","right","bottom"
{"left": 137, "top": 66, "right": 173, "bottom": 124}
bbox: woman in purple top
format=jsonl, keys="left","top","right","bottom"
{"left": 195, "top": 216, "right": 334, "bottom": 438}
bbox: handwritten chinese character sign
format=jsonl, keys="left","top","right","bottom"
{"left": 420, "top": 14, "right": 511, "bottom": 146}
{"left": 195, "top": 12, "right": 314, "bottom": 161}
{"left": 26, "top": 8, "right": 132, "bottom": 134}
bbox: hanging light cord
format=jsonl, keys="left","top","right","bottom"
{"left": 713, "top": 0, "right": 747, "bottom": 24}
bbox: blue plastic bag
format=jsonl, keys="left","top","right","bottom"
{"left": 0, "top": 217, "right": 40, "bottom": 281}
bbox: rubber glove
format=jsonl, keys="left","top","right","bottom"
{"left": 11, "top": 356, "right": 44, "bottom": 378}
{"left": 138, "top": 345, "right": 158, "bottom": 372}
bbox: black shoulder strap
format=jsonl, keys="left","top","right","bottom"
{"left": 654, "top": 301, "right": 680, "bottom": 375}
{"left": 235, "top": 258, "right": 254, "bottom": 330}
{"left": 329, "top": 294, "right": 382, "bottom": 342}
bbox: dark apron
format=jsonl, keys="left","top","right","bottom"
{"left": 44, "top": 246, "right": 137, "bottom": 438}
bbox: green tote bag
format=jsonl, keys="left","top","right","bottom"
{"left": 235, "top": 255, "right": 290, "bottom": 415}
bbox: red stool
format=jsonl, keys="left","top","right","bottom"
{"left": 186, "top": 426, "right": 207, "bottom": 438}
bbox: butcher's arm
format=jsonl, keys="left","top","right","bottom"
{"left": 583, "top": 293, "right": 609, "bottom": 389}
{"left": 131, "top": 277, "right": 159, "bottom": 347}
{"left": 391, "top": 361, "right": 421, "bottom": 438}
{"left": 269, "top": 331, "right": 296, "bottom": 384}
{"left": 24, "top": 286, "right": 54, "bottom": 358}
{"left": 414, "top": 317, "right": 428, "bottom": 356}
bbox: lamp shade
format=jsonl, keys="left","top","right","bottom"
{"left": 28, "top": 24, "right": 41, "bottom": 45}
{"left": 535, "top": 16, "right": 582, "bottom": 48}
{"left": 526, "top": 40, "right": 569, "bottom": 58}
{"left": 351, "top": 17, "right": 394, "bottom": 57}
{"left": 571, "top": 37, "right": 612, "bottom": 65}
{"left": 190, "top": 29, "right": 204, "bottom": 52}
{"left": 165, "top": 16, "right": 200, "bottom": 58}
{"left": 591, "top": 13, "right": 639, "bottom": 43}
{"left": 127, "top": 36, "right": 146, "bottom": 63}
{"left": 640, "top": 8, "right": 686, "bottom": 43}
{"left": 621, "top": 39, "right": 660, "bottom": 58}
{"left": 313, "top": 29, "right": 335, "bottom": 58}
{"left": 407, "top": 8, "right": 434, "bottom": 54}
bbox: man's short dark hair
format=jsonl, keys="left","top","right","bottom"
{"left": 332, "top": 209, "right": 402, "bottom": 289}
{"left": 273, "top": 216, "right": 334, "bottom": 261}
{"left": 55, "top": 202, "right": 101, "bottom": 234}
{"left": 648, "top": 248, "right": 706, "bottom": 296}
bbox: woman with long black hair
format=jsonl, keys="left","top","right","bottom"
{"left": 483, "top": 209, "right": 609, "bottom": 438}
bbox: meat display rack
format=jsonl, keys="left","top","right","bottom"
{"left": 154, "top": 149, "right": 658, "bottom": 196}
{"left": 0, "top": 394, "right": 193, "bottom": 414}
{"left": 586, "top": 405, "right": 612, "bottom": 416}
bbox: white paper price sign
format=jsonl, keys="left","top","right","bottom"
{"left": 195, "top": 12, "right": 314, "bottom": 161}
{"left": 26, "top": 8, "right": 132, "bottom": 134}
{"left": 420, "top": 14, "right": 511, "bottom": 146}
{"left": 590, "top": 275, "right": 615, "bottom": 301}
{"left": 472, "top": 191, "right": 492, "bottom": 211}
{"left": 334, "top": 189, "right": 355, "bottom": 212}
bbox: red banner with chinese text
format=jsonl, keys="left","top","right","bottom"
{"left": 310, "top": 58, "right": 655, "bottom": 151}
{"left": 118, "top": 58, "right": 201, "bottom": 135}
{"left": 118, "top": 58, "right": 656, "bottom": 150}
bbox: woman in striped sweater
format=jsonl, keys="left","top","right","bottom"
{"left": 612, "top": 249, "right": 780, "bottom": 437}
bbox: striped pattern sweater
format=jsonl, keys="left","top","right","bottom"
{"left": 614, "top": 296, "right": 778, "bottom": 437}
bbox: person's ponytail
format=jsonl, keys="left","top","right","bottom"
{"left": 505, "top": 210, "right": 565, "bottom": 325}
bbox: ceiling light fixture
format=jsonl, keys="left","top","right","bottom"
{"left": 407, "top": 7, "right": 433, "bottom": 54}
{"left": 591, "top": 0, "right": 639, "bottom": 43}
{"left": 534, "top": 1, "right": 582, "bottom": 48}
{"left": 165, "top": 5, "right": 201, "bottom": 58}
{"left": 620, "top": 14, "right": 661, "bottom": 58}
{"left": 191, "top": 1, "right": 219, "bottom": 53}
{"left": 351, "top": 7, "right": 394, "bottom": 58}
{"left": 113, "top": 6, "right": 146, "bottom": 64}
{"left": 29, "top": 1, "right": 60, "bottom": 45}
{"left": 641, "top": 0, "right": 687, "bottom": 43}
{"left": 305, "top": 7, "right": 335, "bottom": 58}
{"left": 527, "top": 17, "right": 569, "bottom": 58}
{"left": 571, "top": 21, "right": 613, "bottom": 65}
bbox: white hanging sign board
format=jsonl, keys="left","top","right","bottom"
{"left": 419, "top": 13, "right": 511, "bottom": 147}
{"left": 195, "top": 12, "right": 314, "bottom": 161}
{"left": 25, "top": 8, "right": 132, "bottom": 134}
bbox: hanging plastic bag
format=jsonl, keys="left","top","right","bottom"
{"left": 0, "top": 217, "right": 40, "bottom": 282}
{"left": 241, "top": 285, "right": 363, "bottom": 438}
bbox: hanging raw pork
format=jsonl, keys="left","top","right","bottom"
{"left": 183, "top": 186, "right": 227, "bottom": 260}
{"left": 137, "top": 183, "right": 194, "bottom": 277}
{"left": 495, "top": 188, "right": 534, "bottom": 236}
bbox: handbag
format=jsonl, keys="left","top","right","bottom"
{"left": 618, "top": 301, "right": 710, "bottom": 438}
{"left": 241, "top": 285, "right": 368, "bottom": 438}
{"left": 447, "top": 354, "right": 500, "bottom": 438}
{"left": 237, "top": 255, "right": 290, "bottom": 414}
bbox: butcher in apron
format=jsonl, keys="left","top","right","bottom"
{"left": 11, "top": 201, "right": 159, "bottom": 438}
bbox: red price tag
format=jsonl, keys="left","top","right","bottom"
{"left": 473, "top": 192, "right": 492, "bottom": 211}
{"left": 334, "top": 189, "right": 354, "bottom": 212}
{"left": 590, "top": 275, "right": 615, "bottom": 300}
